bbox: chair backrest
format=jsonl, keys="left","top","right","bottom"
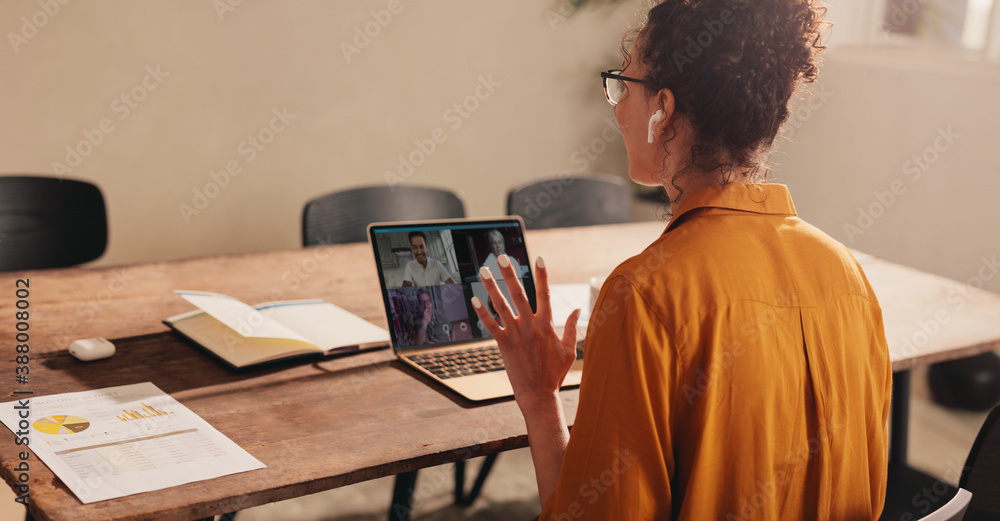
{"left": 960, "top": 405, "right": 1000, "bottom": 517}
{"left": 0, "top": 175, "right": 107, "bottom": 272}
{"left": 916, "top": 489, "right": 972, "bottom": 521}
{"left": 302, "top": 185, "right": 465, "bottom": 246}
{"left": 506, "top": 172, "right": 631, "bottom": 230}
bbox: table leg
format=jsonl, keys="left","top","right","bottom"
{"left": 879, "top": 369, "right": 958, "bottom": 521}
{"left": 389, "top": 470, "right": 418, "bottom": 521}
{"left": 453, "top": 460, "right": 466, "bottom": 504}
{"left": 890, "top": 370, "right": 911, "bottom": 469}
{"left": 454, "top": 454, "right": 499, "bottom": 507}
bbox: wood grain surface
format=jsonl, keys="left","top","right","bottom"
{"left": 1, "top": 222, "right": 998, "bottom": 520}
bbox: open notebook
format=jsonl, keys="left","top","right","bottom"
{"left": 165, "top": 291, "right": 389, "bottom": 369}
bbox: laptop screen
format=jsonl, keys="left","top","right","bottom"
{"left": 368, "top": 218, "right": 536, "bottom": 353}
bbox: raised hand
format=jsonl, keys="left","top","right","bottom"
{"left": 471, "top": 255, "right": 580, "bottom": 411}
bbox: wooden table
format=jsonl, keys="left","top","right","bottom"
{"left": 2, "top": 222, "right": 999, "bottom": 521}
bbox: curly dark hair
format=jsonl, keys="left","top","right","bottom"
{"left": 626, "top": 0, "right": 828, "bottom": 195}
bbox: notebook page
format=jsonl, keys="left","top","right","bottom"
{"left": 176, "top": 291, "right": 311, "bottom": 342}
{"left": 255, "top": 300, "right": 389, "bottom": 350}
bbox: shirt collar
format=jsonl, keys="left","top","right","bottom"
{"left": 665, "top": 183, "right": 797, "bottom": 233}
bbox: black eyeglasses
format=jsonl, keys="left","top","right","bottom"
{"left": 601, "top": 69, "right": 661, "bottom": 105}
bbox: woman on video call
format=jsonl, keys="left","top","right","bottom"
{"left": 472, "top": 0, "right": 892, "bottom": 519}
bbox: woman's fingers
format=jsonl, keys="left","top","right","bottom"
{"left": 479, "top": 266, "right": 518, "bottom": 327}
{"left": 559, "top": 308, "right": 581, "bottom": 363}
{"left": 495, "top": 255, "right": 534, "bottom": 318}
{"left": 471, "top": 296, "right": 503, "bottom": 338}
{"left": 533, "top": 256, "right": 553, "bottom": 322}
{"left": 475, "top": 256, "right": 574, "bottom": 371}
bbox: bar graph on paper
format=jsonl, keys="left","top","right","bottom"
{"left": 117, "top": 402, "right": 175, "bottom": 422}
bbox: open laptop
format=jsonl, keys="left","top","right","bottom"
{"left": 368, "top": 217, "right": 583, "bottom": 401}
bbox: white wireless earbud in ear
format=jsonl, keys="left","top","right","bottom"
{"left": 647, "top": 110, "right": 665, "bottom": 144}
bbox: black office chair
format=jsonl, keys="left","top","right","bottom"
{"left": 300, "top": 185, "right": 496, "bottom": 520}
{"left": 928, "top": 353, "right": 1000, "bottom": 412}
{"left": 960, "top": 404, "right": 1000, "bottom": 520}
{"left": 506, "top": 172, "right": 632, "bottom": 230}
{"left": 1, "top": 175, "right": 108, "bottom": 521}
{"left": 0, "top": 175, "right": 107, "bottom": 272}
{"left": 302, "top": 185, "right": 465, "bottom": 246}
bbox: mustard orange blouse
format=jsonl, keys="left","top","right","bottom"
{"left": 540, "top": 184, "right": 892, "bottom": 520}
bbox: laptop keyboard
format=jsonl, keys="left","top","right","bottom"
{"left": 407, "top": 346, "right": 505, "bottom": 380}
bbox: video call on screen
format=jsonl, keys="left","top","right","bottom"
{"left": 372, "top": 222, "right": 534, "bottom": 351}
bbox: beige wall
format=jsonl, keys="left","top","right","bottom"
{"left": 1, "top": 0, "right": 639, "bottom": 265}
{"left": 4, "top": 0, "right": 999, "bottom": 296}
{"left": 771, "top": 1, "right": 1000, "bottom": 295}
{"left": 772, "top": 45, "right": 1000, "bottom": 294}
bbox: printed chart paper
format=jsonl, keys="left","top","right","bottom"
{"left": 0, "top": 382, "right": 265, "bottom": 503}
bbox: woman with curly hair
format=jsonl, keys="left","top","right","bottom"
{"left": 472, "top": 0, "right": 891, "bottom": 519}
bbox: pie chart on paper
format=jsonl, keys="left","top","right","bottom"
{"left": 33, "top": 415, "right": 91, "bottom": 435}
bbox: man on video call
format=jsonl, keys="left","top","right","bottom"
{"left": 401, "top": 231, "right": 455, "bottom": 287}
{"left": 406, "top": 288, "right": 454, "bottom": 345}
